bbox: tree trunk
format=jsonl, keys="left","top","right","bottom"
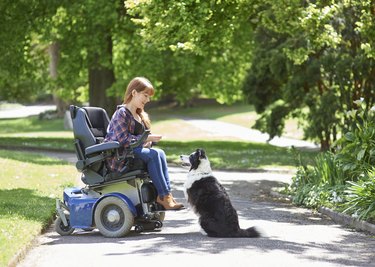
{"left": 48, "top": 42, "right": 66, "bottom": 117}
{"left": 88, "top": 36, "right": 116, "bottom": 116}
{"left": 89, "top": 66, "right": 116, "bottom": 115}
{"left": 320, "top": 130, "right": 331, "bottom": 151}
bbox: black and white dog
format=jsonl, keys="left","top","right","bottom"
{"left": 180, "top": 149, "right": 260, "bottom": 238}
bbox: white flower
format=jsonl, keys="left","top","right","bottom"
{"left": 177, "top": 42, "right": 185, "bottom": 49}
{"left": 353, "top": 97, "right": 364, "bottom": 106}
{"left": 370, "top": 106, "right": 375, "bottom": 112}
{"left": 352, "top": 211, "right": 359, "bottom": 218}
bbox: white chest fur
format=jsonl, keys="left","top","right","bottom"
{"left": 183, "top": 158, "right": 213, "bottom": 199}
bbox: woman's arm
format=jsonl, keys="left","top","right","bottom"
{"left": 107, "top": 108, "right": 142, "bottom": 148}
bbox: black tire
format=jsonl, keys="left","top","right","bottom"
{"left": 94, "top": 196, "right": 134, "bottom": 238}
{"left": 154, "top": 221, "right": 163, "bottom": 229}
{"left": 55, "top": 216, "right": 74, "bottom": 236}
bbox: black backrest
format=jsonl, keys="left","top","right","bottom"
{"left": 70, "top": 105, "right": 110, "bottom": 153}
{"left": 82, "top": 107, "right": 110, "bottom": 143}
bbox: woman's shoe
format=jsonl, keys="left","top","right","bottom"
{"left": 157, "top": 194, "right": 184, "bottom": 210}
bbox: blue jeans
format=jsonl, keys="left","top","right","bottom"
{"left": 133, "top": 147, "right": 171, "bottom": 198}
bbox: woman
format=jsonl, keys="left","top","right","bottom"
{"left": 104, "top": 77, "right": 184, "bottom": 210}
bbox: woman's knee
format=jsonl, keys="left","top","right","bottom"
{"left": 135, "top": 147, "right": 165, "bottom": 162}
{"left": 153, "top": 148, "right": 166, "bottom": 158}
{"left": 144, "top": 148, "right": 160, "bottom": 161}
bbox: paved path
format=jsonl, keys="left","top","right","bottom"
{"left": 16, "top": 159, "right": 375, "bottom": 267}
{"left": 183, "top": 119, "right": 318, "bottom": 150}
{"left": 0, "top": 105, "right": 55, "bottom": 119}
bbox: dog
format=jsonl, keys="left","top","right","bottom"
{"left": 180, "top": 149, "right": 260, "bottom": 238}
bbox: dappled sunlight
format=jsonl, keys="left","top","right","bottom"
{"left": 0, "top": 131, "right": 73, "bottom": 138}
{"left": 152, "top": 119, "right": 238, "bottom": 141}
{"left": 0, "top": 150, "right": 71, "bottom": 165}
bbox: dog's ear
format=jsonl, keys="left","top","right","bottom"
{"left": 198, "top": 149, "right": 206, "bottom": 159}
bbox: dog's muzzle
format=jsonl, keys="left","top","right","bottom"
{"left": 180, "top": 155, "right": 191, "bottom": 168}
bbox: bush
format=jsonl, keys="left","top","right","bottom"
{"left": 290, "top": 152, "right": 347, "bottom": 208}
{"left": 289, "top": 98, "right": 375, "bottom": 222}
{"left": 343, "top": 169, "right": 375, "bottom": 222}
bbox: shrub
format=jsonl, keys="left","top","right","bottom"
{"left": 290, "top": 152, "right": 347, "bottom": 208}
{"left": 342, "top": 169, "right": 375, "bottom": 222}
{"left": 289, "top": 98, "right": 375, "bottom": 222}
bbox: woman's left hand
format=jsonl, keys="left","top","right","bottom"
{"left": 143, "top": 141, "right": 153, "bottom": 148}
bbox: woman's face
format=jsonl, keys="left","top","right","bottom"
{"left": 131, "top": 89, "right": 152, "bottom": 109}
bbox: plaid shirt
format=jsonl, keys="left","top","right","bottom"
{"left": 104, "top": 105, "right": 143, "bottom": 173}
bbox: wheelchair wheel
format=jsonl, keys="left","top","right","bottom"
{"left": 94, "top": 196, "right": 134, "bottom": 238}
{"left": 55, "top": 216, "right": 74, "bottom": 236}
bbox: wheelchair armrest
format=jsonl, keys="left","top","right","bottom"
{"left": 129, "top": 130, "right": 150, "bottom": 149}
{"left": 85, "top": 141, "right": 120, "bottom": 156}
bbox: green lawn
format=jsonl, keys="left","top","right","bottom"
{"left": 159, "top": 140, "right": 316, "bottom": 170}
{"left": 0, "top": 150, "right": 77, "bottom": 266}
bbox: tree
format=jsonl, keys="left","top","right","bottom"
{"left": 126, "top": 0, "right": 255, "bottom": 104}
{"left": 0, "top": 0, "right": 60, "bottom": 102}
{"left": 243, "top": 0, "right": 375, "bottom": 150}
{"left": 44, "top": 0, "right": 123, "bottom": 114}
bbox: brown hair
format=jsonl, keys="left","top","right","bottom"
{"left": 123, "top": 77, "right": 155, "bottom": 129}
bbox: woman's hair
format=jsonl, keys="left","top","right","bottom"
{"left": 123, "top": 77, "right": 155, "bottom": 129}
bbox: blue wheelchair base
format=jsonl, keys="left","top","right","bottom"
{"left": 55, "top": 181, "right": 165, "bottom": 237}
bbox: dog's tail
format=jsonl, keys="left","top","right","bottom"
{"left": 235, "top": 226, "right": 261, "bottom": 238}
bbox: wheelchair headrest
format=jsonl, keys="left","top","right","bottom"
{"left": 82, "top": 107, "right": 110, "bottom": 138}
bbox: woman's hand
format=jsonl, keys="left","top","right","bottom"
{"left": 143, "top": 134, "right": 162, "bottom": 148}
{"left": 143, "top": 141, "right": 152, "bottom": 148}
{"left": 147, "top": 134, "right": 162, "bottom": 143}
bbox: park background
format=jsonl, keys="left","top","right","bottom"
{"left": 1, "top": 1, "right": 375, "bottom": 266}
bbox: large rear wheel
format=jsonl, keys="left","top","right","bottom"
{"left": 94, "top": 196, "right": 134, "bottom": 238}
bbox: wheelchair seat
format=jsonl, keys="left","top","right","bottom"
{"left": 69, "top": 105, "right": 148, "bottom": 186}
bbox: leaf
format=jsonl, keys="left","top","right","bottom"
{"left": 357, "top": 149, "right": 366, "bottom": 161}
{"left": 345, "top": 132, "right": 355, "bottom": 142}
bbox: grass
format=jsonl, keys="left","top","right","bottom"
{"left": 0, "top": 116, "right": 72, "bottom": 137}
{"left": 159, "top": 141, "right": 316, "bottom": 170}
{"left": 0, "top": 150, "right": 77, "bottom": 266}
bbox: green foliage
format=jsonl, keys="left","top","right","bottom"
{"left": 126, "top": 0, "right": 255, "bottom": 104}
{"left": 0, "top": 1, "right": 60, "bottom": 102}
{"left": 243, "top": 0, "right": 375, "bottom": 150}
{"left": 343, "top": 170, "right": 375, "bottom": 222}
{"left": 290, "top": 152, "right": 347, "bottom": 208}
{"left": 335, "top": 99, "right": 375, "bottom": 179}
{"left": 290, "top": 98, "right": 375, "bottom": 222}
{"left": 0, "top": 0, "right": 256, "bottom": 106}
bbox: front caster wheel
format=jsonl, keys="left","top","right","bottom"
{"left": 135, "top": 225, "right": 144, "bottom": 233}
{"left": 55, "top": 216, "right": 74, "bottom": 236}
{"left": 154, "top": 221, "right": 163, "bottom": 229}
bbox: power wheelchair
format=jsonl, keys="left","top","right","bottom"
{"left": 55, "top": 105, "right": 165, "bottom": 238}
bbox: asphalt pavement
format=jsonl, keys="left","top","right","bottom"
{"left": 15, "top": 165, "right": 375, "bottom": 267}
{"left": 0, "top": 105, "right": 55, "bottom": 119}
